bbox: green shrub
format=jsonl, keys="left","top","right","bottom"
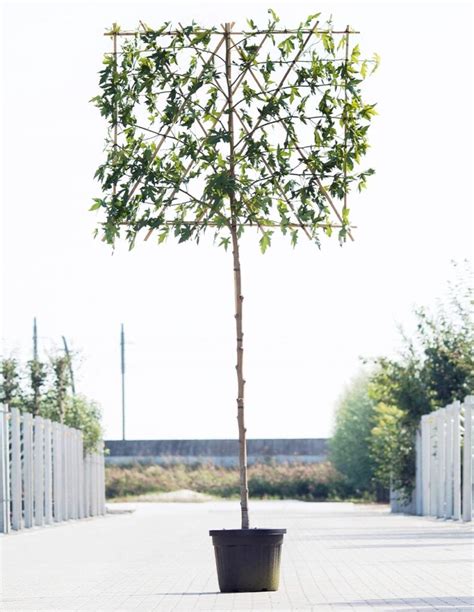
{"left": 105, "top": 461, "right": 351, "bottom": 501}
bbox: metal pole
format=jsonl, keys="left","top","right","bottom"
{"left": 121, "top": 324, "right": 125, "bottom": 441}
{"left": 33, "top": 317, "right": 38, "bottom": 361}
{"left": 62, "top": 336, "right": 76, "bottom": 396}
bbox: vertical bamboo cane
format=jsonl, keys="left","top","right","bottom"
{"left": 225, "top": 22, "right": 249, "bottom": 530}
{"left": 343, "top": 26, "right": 350, "bottom": 217}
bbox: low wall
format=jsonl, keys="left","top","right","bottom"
{"left": 105, "top": 438, "right": 329, "bottom": 467}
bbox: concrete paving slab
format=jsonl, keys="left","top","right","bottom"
{"left": 0, "top": 501, "right": 472, "bottom": 611}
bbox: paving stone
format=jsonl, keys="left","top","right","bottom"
{"left": 0, "top": 501, "right": 472, "bottom": 610}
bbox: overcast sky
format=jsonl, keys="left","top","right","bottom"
{"left": 1, "top": 0, "right": 473, "bottom": 441}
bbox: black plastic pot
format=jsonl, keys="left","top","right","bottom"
{"left": 209, "top": 528, "right": 286, "bottom": 592}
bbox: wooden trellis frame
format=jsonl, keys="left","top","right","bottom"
{"left": 96, "top": 16, "right": 376, "bottom": 248}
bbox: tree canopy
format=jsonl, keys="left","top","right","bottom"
{"left": 91, "top": 11, "right": 378, "bottom": 252}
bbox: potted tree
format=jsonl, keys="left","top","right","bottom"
{"left": 92, "top": 10, "right": 377, "bottom": 592}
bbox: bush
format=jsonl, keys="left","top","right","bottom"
{"left": 105, "top": 461, "right": 351, "bottom": 501}
{"left": 369, "top": 262, "right": 473, "bottom": 498}
{"left": 330, "top": 373, "right": 376, "bottom": 495}
{"left": 0, "top": 353, "right": 104, "bottom": 454}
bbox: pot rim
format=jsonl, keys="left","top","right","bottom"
{"left": 209, "top": 528, "right": 286, "bottom": 536}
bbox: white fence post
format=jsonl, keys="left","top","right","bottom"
{"left": 100, "top": 452, "right": 106, "bottom": 515}
{"left": 84, "top": 454, "right": 90, "bottom": 517}
{"left": 415, "top": 428, "right": 422, "bottom": 515}
{"left": 34, "top": 416, "right": 44, "bottom": 526}
{"left": 78, "top": 433, "right": 84, "bottom": 519}
{"left": 23, "top": 413, "right": 34, "bottom": 528}
{"left": 462, "top": 396, "right": 473, "bottom": 521}
{"left": 453, "top": 401, "right": 462, "bottom": 520}
{"left": 95, "top": 453, "right": 102, "bottom": 515}
{"left": 0, "top": 407, "right": 10, "bottom": 533}
{"left": 71, "top": 430, "right": 77, "bottom": 519}
{"left": 11, "top": 408, "right": 22, "bottom": 530}
{"left": 421, "top": 415, "right": 430, "bottom": 515}
{"left": 2, "top": 409, "right": 104, "bottom": 533}
{"left": 445, "top": 405, "right": 453, "bottom": 518}
{"left": 63, "top": 425, "right": 69, "bottom": 520}
{"left": 91, "top": 454, "right": 98, "bottom": 517}
{"left": 44, "top": 419, "right": 53, "bottom": 524}
{"left": 70, "top": 429, "right": 76, "bottom": 520}
{"left": 429, "top": 414, "right": 438, "bottom": 517}
{"left": 73, "top": 430, "right": 80, "bottom": 519}
{"left": 53, "top": 422, "right": 63, "bottom": 522}
{"left": 436, "top": 409, "right": 446, "bottom": 518}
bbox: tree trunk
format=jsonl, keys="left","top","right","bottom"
{"left": 230, "top": 225, "right": 249, "bottom": 529}
{"left": 225, "top": 22, "right": 249, "bottom": 529}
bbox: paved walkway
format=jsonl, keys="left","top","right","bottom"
{"left": 0, "top": 501, "right": 472, "bottom": 611}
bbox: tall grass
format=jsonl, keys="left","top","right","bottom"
{"left": 105, "top": 461, "right": 353, "bottom": 501}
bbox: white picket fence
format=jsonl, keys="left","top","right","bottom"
{"left": 391, "top": 395, "right": 473, "bottom": 521}
{"left": 0, "top": 406, "right": 106, "bottom": 533}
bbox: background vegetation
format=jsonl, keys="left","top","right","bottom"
{"left": 106, "top": 461, "right": 351, "bottom": 501}
{"left": 0, "top": 352, "right": 104, "bottom": 453}
{"left": 331, "top": 262, "right": 473, "bottom": 501}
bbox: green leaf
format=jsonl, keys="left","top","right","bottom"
{"left": 304, "top": 13, "right": 321, "bottom": 26}
{"left": 337, "top": 36, "right": 347, "bottom": 51}
{"left": 259, "top": 231, "right": 272, "bottom": 253}
{"left": 320, "top": 32, "right": 335, "bottom": 54}
{"left": 268, "top": 8, "right": 280, "bottom": 23}
{"left": 218, "top": 236, "right": 230, "bottom": 250}
{"left": 158, "top": 228, "right": 169, "bottom": 244}
{"left": 371, "top": 52, "right": 381, "bottom": 73}
{"left": 290, "top": 229, "right": 298, "bottom": 247}
{"left": 89, "top": 199, "right": 103, "bottom": 211}
{"left": 191, "top": 30, "right": 211, "bottom": 45}
{"left": 278, "top": 36, "right": 295, "bottom": 57}
{"left": 350, "top": 44, "right": 361, "bottom": 63}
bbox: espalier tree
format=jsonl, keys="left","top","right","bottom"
{"left": 92, "top": 10, "right": 378, "bottom": 529}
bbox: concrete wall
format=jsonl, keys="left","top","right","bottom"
{"left": 105, "top": 438, "right": 329, "bottom": 467}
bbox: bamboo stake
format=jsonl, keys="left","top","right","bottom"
{"left": 226, "top": 22, "right": 249, "bottom": 531}
{"left": 343, "top": 26, "right": 350, "bottom": 216}
{"left": 105, "top": 29, "right": 359, "bottom": 37}
{"left": 123, "top": 220, "right": 355, "bottom": 229}
{"left": 112, "top": 32, "right": 118, "bottom": 200}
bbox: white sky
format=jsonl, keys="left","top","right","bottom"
{"left": 1, "top": 0, "right": 473, "bottom": 441}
